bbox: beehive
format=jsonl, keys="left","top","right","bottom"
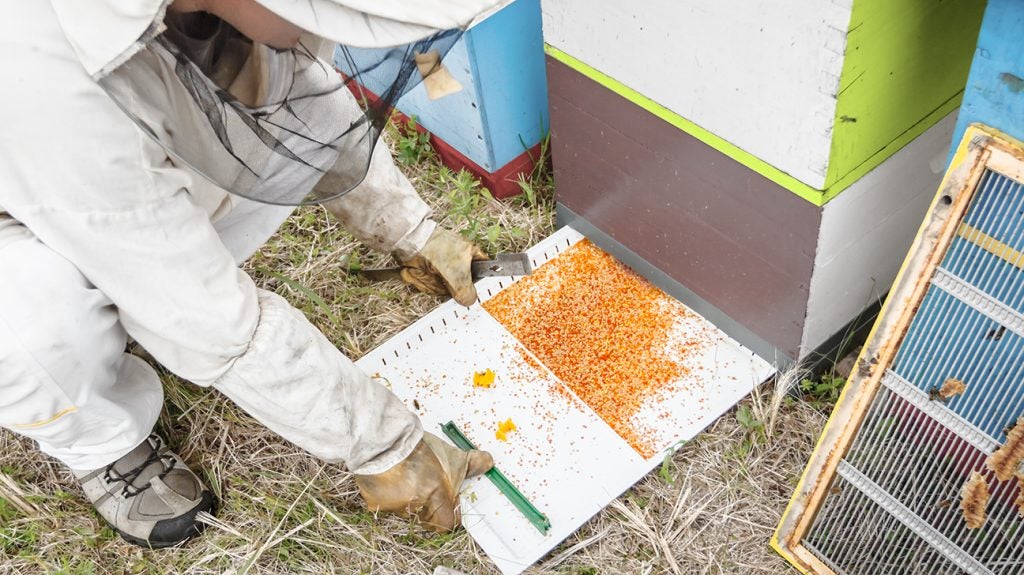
{"left": 542, "top": 0, "right": 986, "bottom": 363}
{"left": 335, "top": 0, "right": 549, "bottom": 198}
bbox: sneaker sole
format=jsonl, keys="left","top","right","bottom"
{"left": 112, "top": 490, "right": 215, "bottom": 549}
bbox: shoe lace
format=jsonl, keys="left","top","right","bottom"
{"left": 102, "top": 435, "right": 178, "bottom": 498}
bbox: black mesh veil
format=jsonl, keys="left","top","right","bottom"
{"left": 96, "top": 11, "right": 461, "bottom": 206}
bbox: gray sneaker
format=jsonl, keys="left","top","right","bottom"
{"left": 74, "top": 434, "right": 214, "bottom": 548}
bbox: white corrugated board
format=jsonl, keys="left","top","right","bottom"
{"left": 356, "top": 226, "right": 775, "bottom": 574}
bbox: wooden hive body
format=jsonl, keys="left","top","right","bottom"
{"left": 543, "top": 0, "right": 986, "bottom": 363}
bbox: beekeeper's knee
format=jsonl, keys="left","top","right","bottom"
{"left": 0, "top": 217, "right": 128, "bottom": 427}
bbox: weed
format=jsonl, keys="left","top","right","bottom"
{"left": 626, "top": 492, "right": 650, "bottom": 509}
{"left": 51, "top": 558, "right": 96, "bottom": 575}
{"left": 727, "top": 404, "right": 768, "bottom": 463}
{"left": 344, "top": 251, "right": 362, "bottom": 272}
{"left": 799, "top": 373, "right": 846, "bottom": 413}
{"left": 518, "top": 123, "right": 553, "bottom": 187}
{"left": 658, "top": 454, "right": 677, "bottom": 485}
{"left": 514, "top": 131, "right": 553, "bottom": 211}
{"left": 437, "top": 167, "right": 529, "bottom": 254}
{"left": 516, "top": 173, "right": 537, "bottom": 207}
{"left": 657, "top": 440, "right": 687, "bottom": 485}
{"left": 736, "top": 405, "right": 765, "bottom": 438}
{"left": 399, "top": 529, "right": 457, "bottom": 550}
{"left": 254, "top": 267, "right": 343, "bottom": 328}
{"left": 393, "top": 116, "right": 433, "bottom": 165}
{"left": 444, "top": 168, "right": 487, "bottom": 224}
{"left": 0, "top": 500, "right": 41, "bottom": 556}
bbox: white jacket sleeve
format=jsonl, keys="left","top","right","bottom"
{"left": 216, "top": 290, "right": 421, "bottom": 473}
{"left": 320, "top": 137, "right": 437, "bottom": 260}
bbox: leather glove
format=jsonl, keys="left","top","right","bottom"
{"left": 399, "top": 227, "right": 489, "bottom": 306}
{"left": 354, "top": 433, "right": 493, "bottom": 532}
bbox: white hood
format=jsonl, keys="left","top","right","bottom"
{"left": 51, "top": 0, "right": 169, "bottom": 77}
{"left": 50, "top": 0, "right": 506, "bottom": 77}
{"left": 254, "top": 0, "right": 508, "bottom": 47}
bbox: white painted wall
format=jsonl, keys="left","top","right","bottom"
{"left": 799, "top": 113, "right": 958, "bottom": 356}
{"left": 541, "top": 0, "right": 852, "bottom": 189}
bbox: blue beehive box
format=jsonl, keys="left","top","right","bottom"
{"left": 335, "top": 0, "right": 549, "bottom": 198}
{"left": 952, "top": 0, "right": 1024, "bottom": 152}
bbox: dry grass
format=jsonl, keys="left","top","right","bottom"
{"left": 0, "top": 126, "right": 826, "bottom": 575}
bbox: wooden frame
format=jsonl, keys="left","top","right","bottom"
{"left": 771, "top": 124, "right": 1024, "bottom": 574}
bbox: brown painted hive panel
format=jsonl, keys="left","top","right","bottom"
{"left": 546, "top": 56, "right": 821, "bottom": 359}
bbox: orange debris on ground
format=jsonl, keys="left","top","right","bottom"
{"left": 483, "top": 239, "right": 700, "bottom": 457}
{"left": 473, "top": 369, "right": 496, "bottom": 388}
{"left": 495, "top": 418, "right": 517, "bottom": 442}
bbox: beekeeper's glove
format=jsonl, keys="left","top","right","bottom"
{"left": 399, "top": 227, "right": 488, "bottom": 307}
{"left": 354, "top": 433, "right": 493, "bottom": 532}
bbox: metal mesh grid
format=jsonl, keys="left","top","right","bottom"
{"left": 805, "top": 475, "right": 970, "bottom": 575}
{"left": 804, "top": 170, "right": 1024, "bottom": 575}
{"left": 893, "top": 289, "right": 1024, "bottom": 442}
{"left": 843, "top": 385, "right": 1024, "bottom": 572}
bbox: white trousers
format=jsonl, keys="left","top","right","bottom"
{"left": 0, "top": 1, "right": 431, "bottom": 474}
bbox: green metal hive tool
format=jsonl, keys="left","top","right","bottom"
{"left": 440, "top": 421, "right": 551, "bottom": 535}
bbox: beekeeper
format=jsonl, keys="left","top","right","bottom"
{"left": 0, "top": 0, "right": 500, "bottom": 548}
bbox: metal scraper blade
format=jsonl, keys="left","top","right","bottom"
{"left": 471, "top": 252, "right": 533, "bottom": 279}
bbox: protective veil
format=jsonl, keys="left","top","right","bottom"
{"left": 50, "top": 0, "right": 503, "bottom": 205}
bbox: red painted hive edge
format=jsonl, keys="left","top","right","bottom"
{"left": 341, "top": 74, "right": 537, "bottom": 199}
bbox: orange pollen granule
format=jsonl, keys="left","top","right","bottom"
{"left": 483, "top": 239, "right": 695, "bottom": 457}
{"left": 473, "top": 369, "right": 496, "bottom": 388}
{"left": 495, "top": 418, "right": 517, "bottom": 442}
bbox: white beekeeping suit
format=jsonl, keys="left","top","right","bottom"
{"left": 0, "top": 0, "right": 497, "bottom": 491}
